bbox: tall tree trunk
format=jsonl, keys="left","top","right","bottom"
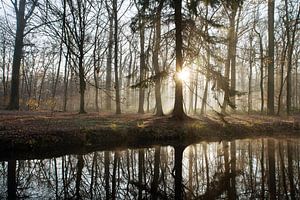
{"left": 8, "top": 0, "right": 27, "bottom": 110}
{"left": 248, "top": 34, "right": 254, "bottom": 114}
{"left": 63, "top": 50, "right": 70, "bottom": 112}
{"left": 267, "top": 0, "right": 275, "bottom": 115}
{"left": 93, "top": 15, "right": 100, "bottom": 112}
{"left": 277, "top": 43, "right": 287, "bottom": 115}
{"left": 78, "top": 53, "right": 86, "bottom": 114}
{"left": 285, "top": 2, "right": 300, "bottom": 115}
{"left": 285, "top": 0, "right": 292, "bottom": 115}
{"left": 222, "top": 8, "right": 237, "bottom": 113}
{"left": 52, "top": 37, "right": 63, "bottom": 102}
{"left": 200, "top": 4, "right": 210, "bottom": 115}
{"left": 94, "top": 63, "right": 99, "bottom": 112}
{"left": 230, "top": 9, "right": 239, "bottom": 108}
{"left": 222, "top": 22, "right": 233, "bottom": 113}
{"left": 1, "top": 38, "right": 7, "bottom": 97}
{"left": 256, "top": 31, "right": 264, "bottom": 113}
{"left": 296, "top": 54, "right": 299, "bottom": 110}
{"left": 194, "top": 70, "right": 199, "bottom": 115}
{"left": 113, "top": 0, "right": 121, "bottom": 114}
{"left": 138, "top": 4, "right": 146, "bottom": 114}
{"left": 126, "top": 51, "right": 132, "bottom": 109}
{"left": 188, "top": 78, "right": 194, "bottom": 114}
{"left": 153, "top": 1, "right": 164, "bottom": 116}
{"left": 106, "top": 14, "right": 113, "bottom": 111}
{"left": 173, "top": 0, "right": 186, "bottom": 120}
{"left": 37, "top": 67, "right": 47, "bottom": 107}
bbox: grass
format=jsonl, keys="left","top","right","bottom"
{"left": 0, "top": 110, "right": 300, "bottom": 160}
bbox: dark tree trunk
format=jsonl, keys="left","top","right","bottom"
{"left": 257, "top": 31, "right": 264, "bottom": 113}
{"left": 38, "top": 68, "right": 47, "bottom": 107}
{"left": 194, "top": 70, "right": 199, "bottom": 115}
{"left": 78, "top": 53, "right": 86, "bottom": 114}
{"left": 277, "top": 42, "right": 287, "bottom": 115}
{"left": 1, "top": 38, "right": 7, "bottom": 97}
{"left": 52, "top": 36, "right": 63, "bottom": 101}
{"left": 63, "top": 50, "right": 70, "bottom": 112}
{"left": 267, "top": 0, "right": 275, "bottom": 115}
{"left": 230, "top": 9, "right": 239, "bottom": 108}
{"left": 153, "top": 1, "right": 164, "bottom": 116}
{"left": 248, "top": 34, "right": 254, "bottom": 114}
{"left": 285, "top": 3, "right": 300, "bottom": 115}
{"left": 8, "top": 0, "right": 27, "bottom": 110}
{"left": 126, "top": 51, "right": 132, "bottom": 109}
{"left": 222, "top": 8, "right": 237, "bottom": 113}
{"left": 93, "top": 15, "right": 100, "bottom": 112}
{"left": 285, "top": 0, "right": 292, "bottom": 115}
{"left": 138, "top": 4, "right": 146, "bottom": 114}
{"left": 200, "top": 4, "right": 210, "bottom": 115}
{"left": 106, "top": 13, "right": 113, "bottom": 111}
{"left": 113, "top": 0, "right": 121, "bottom": 114}
{"left": 172, "top": 0, "right": 186, "bottom": 120}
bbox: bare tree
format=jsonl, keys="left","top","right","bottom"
{"left": 267, "top": 0, "right": 275, "bottom": 115}
{"left": 7, "top": 0, "right": 38, "bottom": 110}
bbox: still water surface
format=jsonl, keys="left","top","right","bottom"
{"left": 1, "top": 137, "right": 300, "bottom": 199}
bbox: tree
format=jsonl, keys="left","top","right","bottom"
{"left": 105, "top": 0, "right": 113, "bottom": 111}
{"left": 0, "top": 29, "right": 10, "bottom": 100}
{"left": 7, "top": 0, "right": 38, "bottom": 110}
{"left": 136, "top": 0, "right": 147, "bottom": 114}
{"left": 113, "top": 0, "right": 121, "bottom": 114}
{"left": 172, "top": 0, "right": 186, "bottom": 120}
{"left": 267, "top": 0, "right": 275, "bottom": 115}
{"left": 153, "top": 0, "right": 164, "bottom": 116}
{"left": 221, "top": 1, "right": 240, "bottom": 113}
{"left": 285, "top": 0, "right": 300, "bottom": 115}
{"left": 254, "top": 25, "right": 265, "bottom": 113}
{"left": 63, "top": 0, "right": 94, "bottom": 114}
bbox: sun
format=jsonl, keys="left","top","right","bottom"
{"left": 177, "top": 69, "right": 189, "bottom": 81}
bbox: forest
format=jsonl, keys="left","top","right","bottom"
{"left": 0, "top": 0, "right": 298, "bottom": 117}
{"left": 0, "top": 0, "right": 300, "bottom": 199}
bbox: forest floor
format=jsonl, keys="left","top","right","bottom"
{"left": 0, "top": 110, "right": 300, "bottom": 159}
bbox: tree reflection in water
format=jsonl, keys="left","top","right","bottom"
{"left": 2, "top": 138, "right": 300, "bottom": 199}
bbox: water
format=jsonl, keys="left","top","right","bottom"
{"left": 1, "top": 137, "right": 300, "bottom": 199}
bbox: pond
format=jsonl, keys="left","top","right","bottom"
{"left": 1, "top": 137, "right": 299, "bottom": 199}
